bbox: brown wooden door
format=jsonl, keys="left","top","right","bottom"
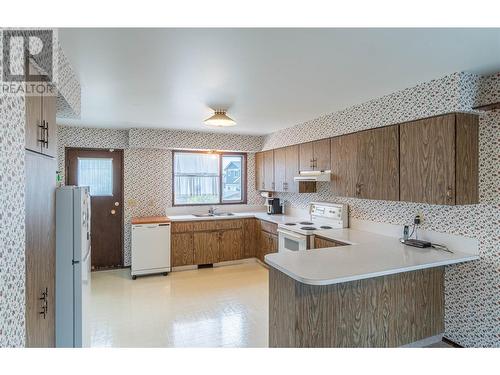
{"left": 273, "top": 147, "right": 286, "bottom": 192}
{"left": 356, "top": 125, "right": 399, "bottom": 201}
{"left": 330, "top": 133, "right": 358, "bottom": 197}
{"left": 219, "top": 229, "right": 244, "bottom": 262}
{"left": 25, "top": 151, "right": 56, "bottom": 347}
{"left": 299, "top": 142, "right": 314, "bottom": 171}
{"left": 263, "top": 150, "right": 275, "bottom": 191}
{"left": 42, "top": 87, "right": 57, "bottom": 158}
{"left": 255, "top": 152, "right": 264, "bottom": 191}
{"left": 194, "top": 231, "right": 219, "bottom": 264}
{"left": 312, "top": 139, "right": 331, "bottom": 171}
{"left": 171, "top": 232, "right": 194, "bottom": 267}
{"left": 25, "top": 89, "right": 43, "bottom": 154}
{"left": 400, "top": 115, "right": 455, "bottom": 205}
{"left": 66, "top": 148, "right": 124, "bottom": 269}
{"left": 285, "top": 145, "right": 299, "bottom": 193}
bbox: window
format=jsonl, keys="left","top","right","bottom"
{"left": 173, "top": 151, "right": 246, "bottom": 205}
{"left": 77, "top": 158, "right": 113, "bottom": 196}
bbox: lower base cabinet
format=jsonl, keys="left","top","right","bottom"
{"left": 194, "top": 231, "right": 219, "bottom": 264}
{"left": 220, "top": 228, "right": 244, "bottom": 262}
{"left": 171, "top": 232, "right": 194, "bottom": 267}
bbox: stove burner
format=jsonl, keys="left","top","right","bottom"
{"left": 284, "top": 223, "right": 296, "bottom": 226}
{"left": 320, "top": 225, "right": 332, "bottom": 229}
{"left": 299, "top": 221, "right": 313, "bottom": 225}
{"left": 301, "top": 226, "right": 317, "bottom": 231}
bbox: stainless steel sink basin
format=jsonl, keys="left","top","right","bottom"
{"left": 192, "top": 212, "right": 234, "bottom": 217}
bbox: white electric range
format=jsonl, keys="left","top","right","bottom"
{"left": 277, "top": 202, "right": 349, "bottom": 252}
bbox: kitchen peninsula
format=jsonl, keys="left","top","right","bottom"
{"left": 265, "top": 229, "right": 478, "bottom": 348}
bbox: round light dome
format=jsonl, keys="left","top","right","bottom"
{"left": 204, "top": 109, "right": 236, "bottom": 127}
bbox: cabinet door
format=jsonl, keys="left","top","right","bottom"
{"left": 42, "top": 87, "right": 57, "bottom": 158}
{"left": 243, "top": 218, "right": 258, "bottom": 258}
{"left": 171, "top": 232, "right": 194, "bottom": 267}
{"left": 285, "top": 145, "right": 299, "bottom": 193}
{"left": 314, "top": 236, "right": 337, "bottom": 249}
{"left": 356, "top": 125, "right": 399, "bottom": 201}
{"left": 255, "top": 152, "right": 265, "bottom": 191}
{"left": 313, "top": 139, "right": 331, "bottom": 171}
{"left": 25, "top": 151, "right": 56, "bottom": 347}
{"left": 269, "top": 234, "right": 278, "bottom": 254}
{"left": 330, "top": 133, "right": 358, "bottom": 197}
{"left": 194, "top": 231, "right": 219, "bottom": 264}
{"left": 263, "top": 150, "right": 275, "bottom": 191}
{"left": 219, "top": 229, "right": 244, "bottom": 262}
{"left": 273, "top": 147, "right": 287, "bottom": 192}
{"left": 299, "top": 142, "right": 314, "bottom": 171}
{"left": 25, "top": 91, "right": 43, "bottom": 153}
{"left": 400, "top": 115, "right": 455, "bottom": 205}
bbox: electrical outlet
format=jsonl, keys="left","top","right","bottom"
{"left": 414, "top": 214, "right": 421, "bottom": 225}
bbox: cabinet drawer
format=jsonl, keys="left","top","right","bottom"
{"left": 171, "top": 222, "right": 194, "bottom": 233}
{"left": 260, "top": 220, "right": 278, "bottom": 235}
{"left": 192, "top": 220, "right": 219, "bottom": 232}
{"left": 216, "top": 219, "right": 243, "bottom": 230}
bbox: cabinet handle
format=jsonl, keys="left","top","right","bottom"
{"left": 355, "top": 183, "right": 363, "bottom": 197}
{"left": 44, "top": 121, "right": 49, "bottom": 148}
{"left": 271, "top": 182, "right": 275, "bottom": 190}
{"left": 38, "top": 121, "right": 46, "bottom": 145}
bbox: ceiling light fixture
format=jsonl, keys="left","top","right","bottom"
{"left": 204, "top": 109, "right": 236, "bottom": 127}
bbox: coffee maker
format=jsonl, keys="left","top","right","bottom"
{"left": 266, "top": 197, "right": 282, "bottom": 215}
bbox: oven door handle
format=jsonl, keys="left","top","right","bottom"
{"left": 277, "top": 228, "right": 307, "bottom": 240}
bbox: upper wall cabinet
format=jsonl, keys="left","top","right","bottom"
{"left": 299, "top": 139, "right": 331, "bottom": 171}
{"left": 256, "top": 150, "right": 275, "bottom": 191}
{"left": 273, "top": 145, "right": 300, "bottom": 193}
{"left": 330, "top": 125, "right": 399, "bottom": 201}
{"left": 25, "top": 61, "right": 57, "bottom": 158}
{"left": 400, "top": 113, "right": 479, "bottom": 205}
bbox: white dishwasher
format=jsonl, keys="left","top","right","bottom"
{"left": 131, "top": 217, "right": 171, "bottom": 279}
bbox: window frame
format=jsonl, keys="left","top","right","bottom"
{"left": 172, "top": 150, "right": 247, "bottom": 206}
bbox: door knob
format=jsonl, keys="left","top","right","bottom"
{"left": 111, "top": 209, "right": 116, "bottom": 215}
{"left": 114, "top": 201, "right": 120, "bottom": 206}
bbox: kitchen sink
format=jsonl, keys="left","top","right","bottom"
{"left": 192, "top": 212, "right": 235, "bottom": 217}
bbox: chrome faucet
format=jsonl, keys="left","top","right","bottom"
{"left": 208, "top": 206, "right": 217, "bottom": 215}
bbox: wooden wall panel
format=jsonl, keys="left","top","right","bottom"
{"left": 269, "top": 267, "right": 444, "bottom": 347}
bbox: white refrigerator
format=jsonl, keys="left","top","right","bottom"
{"left": 55, "top": 186, "right": 91, "bottom": 347}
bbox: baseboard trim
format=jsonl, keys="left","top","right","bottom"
{"left": 442, "top": 337, "right": 463, "bottom": 348}
{"left": 400, "top": 334, "right": 443, "bottom": 348}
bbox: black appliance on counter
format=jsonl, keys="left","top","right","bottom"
{"left": 266, "top": 198, "right": 283, "bottom": 215}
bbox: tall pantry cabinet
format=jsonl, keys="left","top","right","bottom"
{"left": 24, "top": 60, "right": 57, "bottom": 347}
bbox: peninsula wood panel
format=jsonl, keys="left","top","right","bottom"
{"left": 171, "top": 232, "right": 194, "bottom": 267}
{"left": 455, "top": 113, "right": 479, "bottom": 205}
{"left": 269, "top": 267, "right": 444, "bottom": 347}
{"left": 313, "top": 138, "right": 331, "bottom": 171}
{"left": 219, "top": 228, "right": 244, "bottom": 261}
{"left": 25, "top": 151, "right": 56, "bottom": 347}
{"left": 356, "top": 125, "right": 399, "bottom": 201}
{"left": 400, "top": 114, "right": 455, "bottom": 205}
{"left": 330, "top": 133, "right": 358, "bottom": 197}
{"left": 263, "top": 150, "right": 275, "bottom": 191}
{"left": 273, "top": 147, "right": 287, "bottom": 192}
{"left": 255, "top": 152, "right": 264, "bottom": 190}
{"left": 193, "top": 231, "right": 219, "bottom": 264}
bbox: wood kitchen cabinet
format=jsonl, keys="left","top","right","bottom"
{"left": 194, "top": 231, "right": 219, "bottom": 265}
{"left": 243, "top": 218, "right": 258, "bottom": 258}
{"left": 171, "top": 232, "right": 194, "bottom": 267}
{"left": 25, "top": 62, "right": 57, "bottom": 158}
{"left": 313, "top": 236, "right": 347, "bottom": 249}
{"left": 330, "top": 125, "right": 399, "bottom": 201}
{"left": 400, "top": 113, "right": 478, "bottom": 205}
{"left": 273, "top": 147, "right": 287, "bottom": 192}
{"left": 219, "top": 228, "right": 244, "bottom": 262}
{"left": 299, "top": 138, "right": 331, "bottom": 171}
{"left": 255, "top": 152, "right": 265, "bottom": 191}
{"left": 257, "top": 220, "right": 278, "bottom": 262}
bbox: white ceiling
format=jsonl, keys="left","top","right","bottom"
{"left": 58, "top": 28, "right": 500, "bottom": 135}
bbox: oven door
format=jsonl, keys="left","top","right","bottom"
{"left": 278, "top": 228, "right": 307, "bottom": 252}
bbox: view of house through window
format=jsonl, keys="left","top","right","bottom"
{"left": 173, "top": 151, "right": 246, "bottom": 205}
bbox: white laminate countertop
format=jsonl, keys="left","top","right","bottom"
{"left": 167, "top": 212, "right": 305, "bottom": 224}
{"left": 265, "top": 228, "right": 479, "bottom": 286}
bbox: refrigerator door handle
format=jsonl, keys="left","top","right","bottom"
{"left": 72, "top": 260, "right": 80, "bottom": 265}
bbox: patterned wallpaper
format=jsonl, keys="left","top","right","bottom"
{"left": 57, "top": 126, "right": 264, "bottom": 266}
{"left": 269, "top": 73, "right": 500, "bottom": 348}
